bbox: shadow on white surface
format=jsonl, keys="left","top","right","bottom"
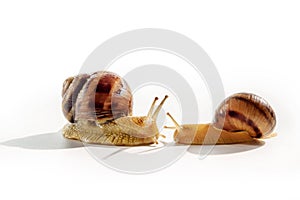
{"left": 187, "top": 140, "right": 265, "bottom": 155}
{"left": 85, "top": 142, "right": 164, "bottom": 160}
{"left": 0, "top": 131, "right": 265, "bottom": 155}
{"left": 0, "top": 131, "right": 83, "bottom": 150}
{"left": 120, "top": 140, "right": 265, "bottom": 156}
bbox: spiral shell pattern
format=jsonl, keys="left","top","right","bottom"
{"left": 62, "top": 71, "right": 133, "bottom": 124}
{"left": 213, "top": 93, "right": 276, "bottom": 138}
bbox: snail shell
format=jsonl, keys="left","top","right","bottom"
{"left": 213, "top": 93, "right": 276, "bottom": 138}
{"left": 62, "top": 71, "right": 133, "bottom": 124}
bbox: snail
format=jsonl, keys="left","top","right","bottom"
{"left": 165, "top": 93, "right": 277, "bottom": 144}
{"left": 62, "top": 71, "right": 168, "bottom": 146}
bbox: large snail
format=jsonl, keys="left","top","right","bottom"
{"left": 165, "top": 93, "right": 277, "bottom": 144}
{"left": 62, "top": 71, "right": 168, "bottom": 146}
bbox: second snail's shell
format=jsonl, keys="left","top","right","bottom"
{"left": 62, "top": 71, "right": 133, "bottom": 124}
{"left": 213, "top": 93, "right": 276, "bottom": 138}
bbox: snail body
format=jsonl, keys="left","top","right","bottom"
{"left": 62, "top": 117, "right": 160, "bottom": 146}
{"left": 62, "top": 71, "right": 168, "bottom": 146}
{"left": 165, "top": 93, "right": 276, "bottom": 145}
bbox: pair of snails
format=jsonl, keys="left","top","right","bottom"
{"left": 62, "top": 71, "right": 276, "bottom": 146}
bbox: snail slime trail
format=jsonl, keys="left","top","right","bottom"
{"left": 62, "top": 71, "right": 169, "bottom": 146}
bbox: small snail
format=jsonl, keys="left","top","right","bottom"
{"left": 62, "top": 71, "right": 168, "bottom": 146}
{"left": 165, "top": 93, "right": 277, "bottom": 144}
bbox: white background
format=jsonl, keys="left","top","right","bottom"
{"left": 1, "top": 0, "right": 299, "bottom": 199}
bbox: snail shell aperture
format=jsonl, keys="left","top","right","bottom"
{"left": 213, "top": 93, "right": 276, "bottom": 138}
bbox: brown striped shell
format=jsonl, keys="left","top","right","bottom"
{"left": 213, "top": 93, "right": 276, "bottom": 138}
{"left": 62, "top": 71, "right": 133, "bottom": 124}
